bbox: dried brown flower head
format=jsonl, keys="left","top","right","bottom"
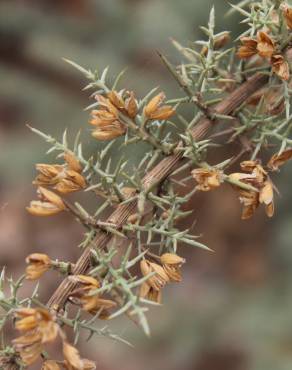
{"left": 229, "top": 160, "right": 274, "bottom": 219}
{"left": 256, "top": 31, "right": 275, "bottom": 58}
{"left": 13, "top": 308, "right": 59, "bottom": 365}
{"left": 33, "top": 164, "right": 64, "bottom": 186}
{"left": 107, "top": 90, "right": 138, "bottom": 118}
{"left": 90, "top": 94, "right": 126, "bottom": 140}
{"left": 140, "top": 259, "right": 169, "bottom": 290}
{"left": 25, "top": 253, "right": 52, "bottom": 280}
{"left": 63, "top": 341, "right": 96, "bottom": 370}
{"left": 70, "top": 275, "right": 116, "bottom": 317}
{"left": 237, "top": 31, "right": 275, "bottom": 60}
{"left": 139, "top": 259, "right": 170, "bottom": 303}
{"left": 271, "top": 54, "right": 290, "bottom": 81}
{"left": 34, "top": 152, "right": 86, "bottom": 194}
{"left": 237, "top": 37, "right": 258, "bottom": 59}
{"left": 239, "top": 188, "right": 260, "bottom": 220}
{"left": 192, "top": 167, "right": 223, "bottom": 191}
{"left": 139, "top": 281, "right": 162, "bottom": 304}
{"left": 267, "top": 148, "right": 292, "bottom": 171}
{"left": 26, "top": 187, "right": 66, "bottom": 216}
{"left": 160, "top": 253, "right": 185, "bottom": 282}
{"left": 14, "top": 308, "right": 58, "bottom": 343}
{"left": 13, "top": 333, "right": 43, "bottom": 365}
{"left": 54, "top": 169, "right": 87, "bottom": 194}
{"left": 240, "top": 160, "right": 267, "bottom": 184}
{"left": 64, "top": 152, "right": 82, "bottom": 173}
{"left": 259, "top": 180, "right": 274, "bottom": 218}
{"left": 144, "top": 92, "right": 175, "bottom": 120}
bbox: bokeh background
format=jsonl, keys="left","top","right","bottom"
{"left": 1, "top": 1, "right": 292, "bottom": 370}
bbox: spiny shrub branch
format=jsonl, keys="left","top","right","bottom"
{"left": 2, "top": 1, "right": 292, "bottom": 368}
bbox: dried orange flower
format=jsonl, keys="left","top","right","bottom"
{"left": 240, "top": 160, "right": 267, "bottom": 184}
{"left": 34, "top": 152, "right": 86, "bottom": 194}
{"left": 237, "top": 37, "right": 258, "bottom": 59}
{"left": 33, "top": 164, "right": 64, "bottom": 186}
{"left": 124, "top": 91, "right": 138, "bottom": 118}
{"left": 26, "top": 187, "right": 66, "bottom": 216}
{"left": 139, "top": 259, "right": 169, "bottom": 303}
{"left": 25, "top": 253, "right": 52, "bottom": 280}
{"left": 282, "top": 4, "right": 292, "bottom": 29}
{"left": 256, "top": 31, "right": 275, "bottom": 58}
{"left": 140, "top": 259, "right": 169, "bottom": 290}
{"left": 13, "top": 308, "right": 59, "bottom": 365}
{"left": 91, "top": 120, "right": 126, "bottom": 141}
{"left": 239, "top": 188, "right": 260, "bottom": 220}
{"left": 63, "top": 341, "right": 96, "bottom": 370}
{"left": 267, "top": 148, "right": 292, "bottom": 171}
{"left": 90, "top": 94, "right": 126, "bottom": 141}
{"left": 229, "top": 160, "right": 274, "bottom": 219}
{"left": 14, "top": 308, "right": 58, "bottom": 343}
{"left": 71, "top": 275, "right": 100, "bottom": 291}
{"left": 70, "top": 275, "right": 116, "bottom": 317}
{"left": 107, "top": 90, "right": 138, "bottom": 118}
{"left": 192, "top": 167, "right": 223, "bottom": 191}
{"left": 42, "top": 360, "right": 61, "bottom": 370}
{"left": 144, "top": 92, "right": 175, "bottom": 120}
{"left": 63, "top": 342, "right": 84, "bottom": 370}
{"left": 259, "top": 180, "right": 274, "bottom": 218}
{"left": 237, "top": 31, "right": 275, "bottom": 60}
{"left": 139, "top": 281, "right": 162, "bottom": 304}
{"left": 82, "top": 296, "right": 117, "bottom": 317}
{"left": 13, "top": 333, "right": 43, "bottom": 365}
{"left": 271, "top": 54, "right": 290, "bottom": 81}
{"left": 160, "top": 253, "right": 185, "bottom": 282}
{"left": 229, "top": 171, "right": 260, "bottom": 219}
{"left": 54, "top": 169, "right": 87, "bottom": 194}
{"left": 64, "top": 152, "right": 82, "bottom": 173}
{"left": 107, "top": 90, "right": 125, "bottom": 110}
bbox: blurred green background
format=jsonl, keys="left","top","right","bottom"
{"left": 1, "top": 1, "right": 292, "bottom": 370}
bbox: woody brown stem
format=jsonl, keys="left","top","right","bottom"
{"left": 47, "top": 72, "right": 268, "bottom": 311}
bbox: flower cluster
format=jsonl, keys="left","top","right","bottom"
{"left": 192, "top": 149, "right": 292, "bottom": 220}
{"left": 34, "top": 152, "right": 86, "bottom": 194}
{"left": 13, "top": 308, "right": 59, "bottom": 365}
{"left": 229, "top": 161, "right": 274, "bottom": 220}
{"left": 89, "top": 90, "right": 175, "bottom": 142}
{"left": 89, "top": 91, "right": 137, "bottom": 140}
{"left": 12, "top": 307, "right": 95, "bottom": 369}
{"left": 237, "top": 30, "right": 289, "bottom": 81}
{"left": 139, "top": 253, "right": 185, "bottom": 303}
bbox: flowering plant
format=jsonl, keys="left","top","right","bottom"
{"left": 2, "top": 1, "right": 292, "bottom": 368}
